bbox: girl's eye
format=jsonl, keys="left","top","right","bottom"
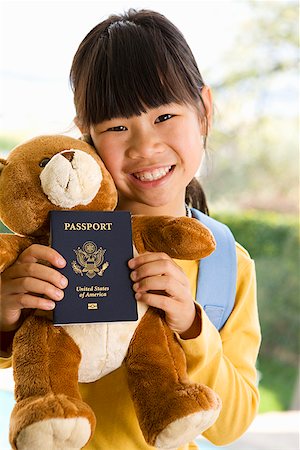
{"left": 106, "top": 125, "right": 127, "bottom": 132}
{"left": 155, "top": 114, "right": 173, "bottom": 124}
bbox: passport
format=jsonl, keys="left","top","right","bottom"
{"left": 50, "top": 210, "right": 138, "bottom": 325}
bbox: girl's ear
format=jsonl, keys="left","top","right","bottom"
{"left": 200, "top": 85, "right": 213, "bottom": 131}
{"left": 74, "top": 117, "right": 93, "bottom": 144}
{"left": 74, "top": 116, "right": 88, "bottom": 134}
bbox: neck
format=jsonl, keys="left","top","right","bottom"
{"left": 116, "top": 198, "right": 187, "bottom": 217}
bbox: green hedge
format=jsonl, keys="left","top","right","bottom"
{"left": 213, "top": 210, "right": 299, "bottom": 363}
{"left": 213, "top": 211, "right": 298, "bottom": 258}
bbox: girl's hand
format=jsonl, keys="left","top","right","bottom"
{"left": 0, "top": 244, "right": 68, "bottom": 331}
{"left": 128, "top": 252, "right": 200, "bottom": 338}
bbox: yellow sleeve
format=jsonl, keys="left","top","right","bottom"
{"left": 177, "top": 244, "right": 261, "bottom": 446}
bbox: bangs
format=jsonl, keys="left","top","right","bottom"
{"left": 71, "top": 14, "right": 204, "bottom": 128}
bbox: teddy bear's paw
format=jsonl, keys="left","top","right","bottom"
{"left": 15, "top": 417, "right": 91, "bottom": 450}
{"left": 10, "top": 394, "right": 96, "bottom": 450}
{"left": 155, "top": 409, "right": 220, "bottom": 449}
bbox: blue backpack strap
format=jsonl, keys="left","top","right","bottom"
{"left": 190, "top": 208, "right": 237, "bottom": 330}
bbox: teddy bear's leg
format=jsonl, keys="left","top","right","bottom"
{"left": 125, "top": 308, "right": 222, "bottom": 449}
{"left": 9, "top": 315, "right": 96, "bottom": 450}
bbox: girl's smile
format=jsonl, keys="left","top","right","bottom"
{"left": 131, "top": 164, "right": 174, "bottom": 182}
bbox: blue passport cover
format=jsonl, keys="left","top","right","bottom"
{"left": 50, "top": 210, "right": 138, "bottom": 325}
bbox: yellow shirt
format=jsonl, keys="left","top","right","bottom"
{"left": 1, "top": 243, "right": 261, "bottom": 449}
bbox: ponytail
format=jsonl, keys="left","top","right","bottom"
{"left": 185, "top": 178, "right": 209, "bottom": 215}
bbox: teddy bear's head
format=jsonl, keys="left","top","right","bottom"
{"left": 0, "top": 135, "right": 117, "bottom": 237}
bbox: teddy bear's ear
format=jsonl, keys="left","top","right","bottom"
{"left": 0, "top": 158, "right": 7, "bottom": 174}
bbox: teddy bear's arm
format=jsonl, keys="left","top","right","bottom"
{"left": 132, "top": 215, "right": 216, "bottom": 260}
{"left": 0, "top": 234, "right": 35, "bottom": 273}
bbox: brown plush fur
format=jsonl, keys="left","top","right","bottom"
{"left": 10, "top": 316, "right": 96, "bottom": 448}
{"left": 0, "top": 235, "right": 35, "bottom": 273}
{"left": 0, "top": 135, "right": 221, "bottom": 450}
{"left": 0, "top": 135, "right": 117, "bottom": 237}
{"left": 126, "top": 308, "right": 221, "bottom": 446}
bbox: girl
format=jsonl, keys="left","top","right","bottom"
{"left": 0, "top": 9, "right": 261, "bottom": 450}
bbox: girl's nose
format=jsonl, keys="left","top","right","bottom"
{"left": 126, "top": 129, "right": 164, "bottom": 159}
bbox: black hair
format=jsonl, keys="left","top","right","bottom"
{"left": 70, "top": 9, "right": 209, "bottom": 214}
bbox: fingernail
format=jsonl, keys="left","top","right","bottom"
{"left": 135, "top": 292, "right": 141, "bottom": 300}
{"left": 133, "top": 282, "right": 139, "bottom": 291}
{"left": 128, "top": 258, "right": 136, "bottom": 268}
{"left": 57, "top": 257, "right": 66, "bottom": 266}
{"left": 60, "top": 277, "right": 68, "bottom": 288}
{"left": 45, "top": 301, "right": 55, "bottom": 310}
{"left": 130, "top": 271, "right": 137, "bottom": 281}
{"left": 55, "top": 289, "right": 64, "bottom": 299}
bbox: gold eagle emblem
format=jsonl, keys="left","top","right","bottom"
{"left": 71, "top": 240, "right": 109, "bottom": 278}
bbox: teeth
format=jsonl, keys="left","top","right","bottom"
{"left": 134, "top": 166, "right": 172, "bottom": 181}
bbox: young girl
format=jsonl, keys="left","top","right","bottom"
{"left": 0, "top": 9, "right": 261, "bottom": 450}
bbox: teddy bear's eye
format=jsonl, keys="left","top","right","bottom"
{"left": 39, "top": 158, "right": 51, "bottom": 168}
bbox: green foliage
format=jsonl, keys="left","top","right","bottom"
{"left": 213, "top": 210, "right": 298, "bottom": 257}
{"left": 214, "top": 210, "right": 299, "bottom": 411}
{"left": 258, "top": 356, "right": 298, "bottom": 413}
{"left": 214, "top": 210, "right": 299, "bottom": 362}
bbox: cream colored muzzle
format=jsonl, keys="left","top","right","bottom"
{"left": 40, "top": 149, "right": 102, "bottom": 208}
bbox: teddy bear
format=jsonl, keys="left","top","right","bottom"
{"left": 0, "top": 135, "right": 221, "bottom": 450}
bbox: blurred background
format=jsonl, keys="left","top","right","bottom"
{"left": 0, "top": 0, "right": 299, "bottom": 449}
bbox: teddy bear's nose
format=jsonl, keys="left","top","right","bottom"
{"left": 62, "top": 151, "right": 75, "bottom": 162}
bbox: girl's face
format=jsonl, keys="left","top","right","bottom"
{"left": 89, "top": 101, "right": 209, "bottom": 216}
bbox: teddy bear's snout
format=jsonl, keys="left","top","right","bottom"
{"left": 40, "top": 149, "right": 103, "bottom": 208}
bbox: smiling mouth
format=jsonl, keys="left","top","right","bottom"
{"left": 132, "top": 165, "right": 174, "bottom": 182}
